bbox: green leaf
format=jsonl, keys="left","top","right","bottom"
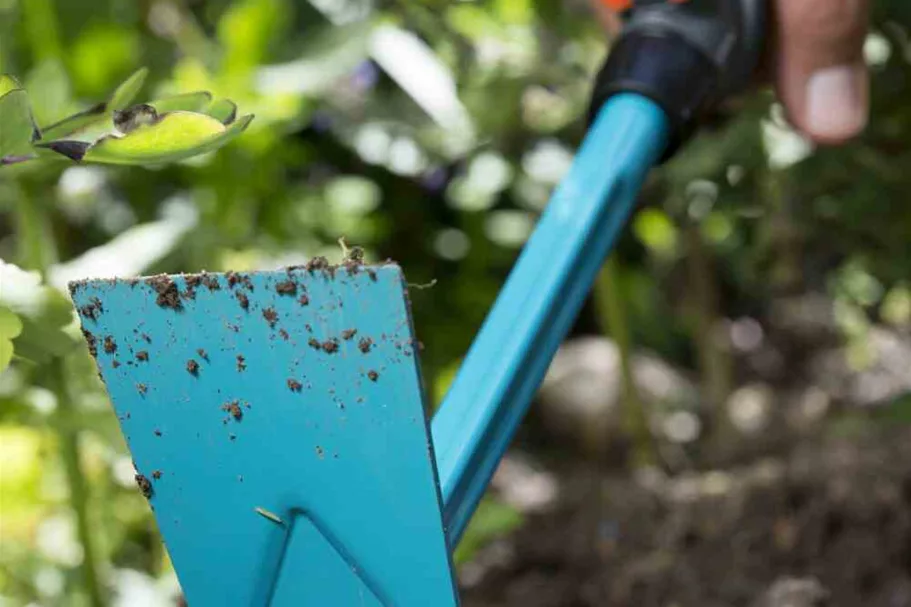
{"left": 0, "top": 74, "right": 21, "bottom": 97}
{"left": 453, "top": 498, "right": 523, "bottom": 564}
{"left": 204, "top": 99, "right": 237, "bottom": 124}
{"left": 149, "top": 91, "right": 212, "bottom": 114}
{"left": 0, "top": 306, "right": 23, "bottom": 372}
{"left": 0, "top": 307, "right": 23, "bottom": 339}
{"left": 0, "top": 77, "right": 39, "bottom": 163}
{"left": 109, "top": 67, "right": 148, "bottom": 111}
{"left": 0, "top": 262, "right": 76, "bottom": 365}
{"left": 13, "top": 316, "right": 77, "bottom": 364}
{"left": 633, "top": 208, "right": 678, "bottom": 257}
{"left": 81, "top": 112, "right": 253, "bottom": 165}
{"left": 38, "top": 102, "right": 110, "bottom": 143}
{"left": 0, "top": 338, "right": 13, "bottom": 371}
{"left": 38, "top": 69, "right": 150, "bottom": 144}
{"left": 24, "top": 60, "right": 72, "bottom": 127}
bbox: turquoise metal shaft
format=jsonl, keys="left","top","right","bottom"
{"left": 431, "top": 93, "right": 670, "bottom": 545}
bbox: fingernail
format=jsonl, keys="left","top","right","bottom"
{"left": 806, "top": 64, "right": 868, "bottom": 140}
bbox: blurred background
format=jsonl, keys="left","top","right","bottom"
{"left": 2, "top": 0, "right": 911, "bottom": 605}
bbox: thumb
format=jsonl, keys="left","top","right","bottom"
{"left": 775, "top": 0, "right": 871, "bottom": 144}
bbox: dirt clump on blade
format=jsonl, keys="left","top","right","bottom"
{"left": 146, "top": 275, "right": 182, "bottom": 309}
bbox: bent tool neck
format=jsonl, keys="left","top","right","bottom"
{"left": 430, "top": 93, "right": 670, "bottom": 545}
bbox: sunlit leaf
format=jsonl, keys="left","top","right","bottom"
{"left": 881, "top": 284, "right": 911, "bottom": 327}
{"left": 633, "top": 208, "right": 678, "bottom": 257}
{"left": 0, "top": 306, "right": 23, "bottom": 372}
{"left": 0, "top": 77, "right": 39, "bottom": 163}
{"left": 218, "top": 0, "right": 286, "bottom": 75}
{"left": 149, "top": 91, "right": 213, "bottom": 114}
{"left": 109, "top": 67, "right": 148, "bottom": 111}
{"left": 0, "top": 307, "right": 22, "bottom": 338}
{"left": 77, "top": 112, "right": 253, "bottom": 165}
{"left": 0, "top": 74, "right": 19, "bottom": 97}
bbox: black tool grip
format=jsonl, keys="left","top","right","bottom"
{"left": 589, "top": 0, "right": 766, "bottom": 160}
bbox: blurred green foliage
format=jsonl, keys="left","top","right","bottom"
{"left": 1, "top": 0, "right": 911, "bottom": 605}
{"left": 1, "top": 67, "right": 253, "bottom": 167}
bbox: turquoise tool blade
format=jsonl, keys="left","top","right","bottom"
{"left": 71, "top": 265, "right": 458, "bottom": 607}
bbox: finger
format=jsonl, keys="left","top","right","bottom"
{"left": 774, "top": 0, "right": 871, "bottom": 144}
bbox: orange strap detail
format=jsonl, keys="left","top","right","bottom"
{"left": 600, "top": 0, "right": 633, "bottom": 9}
{"left": 599, "top": 0, "right": 690, "bottom": 11}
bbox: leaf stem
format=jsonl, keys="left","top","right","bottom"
{"left": 15, "top": 180, "right": 105, "bottom": 607}
{"left": 594, "top": 257, "right": 657, "bottom": 468}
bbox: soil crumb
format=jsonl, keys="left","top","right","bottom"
{"left": 275, "top": 280, "right": 297, "bottom": 296}
{"left": 287, "top": 379, "right": 302, "bottom": 392}
{"left": 135, "top": 474, "right": 153, "bottom": 499}
{"left": 235, "top": 291, "right": 249, "bottom": 310}
{"left": 103, "top": 336, "right": 117, "bottom": 354}
{"left": 367, "top": 370, "right": 379, "bottom": 382}
{"left": 186, "top": 359, "right": 199, "bottom": 376}
{"left": 343, "top": 255, "right": 364, "bottom": 275}
{"left": 222, "top": 401, "right": 243, "bottom": 421}
{"left": 146, "top": 275, "right": 182, "bottom": 310}
{"left": 201, "top": 273, "right": 220, "bottom": 291}
{"left": 226, "top": 272, "right": 253, "bottom": 291}
{"left": 262, "top": 307, "right": 278, "bottom": 327}
{"left": 305, "top": 256, "right": 330, "bottom": 272}
{"left": 183, "top": 274, "right": 201, "bottom": 299}
{"left": 79, "top": 297, "right": 103, "bottom": 321}
{"left": 82, "top": 330, "right": 97, "bottom": 357}
{"left": 342, "top": 329, "right": 358, "bottom": 340}
{"left": 358, "top": 337, "right": 374, "bottom": 353}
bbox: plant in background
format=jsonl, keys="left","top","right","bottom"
{"left": 1, "top": 66, "right": 253, "bottom": 607}
{"left": 0, "top": 68, "right": 252, "bottom": 167}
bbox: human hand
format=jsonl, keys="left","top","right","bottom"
{"left": 591, "top": 0, "right": 871, "bottom": 144}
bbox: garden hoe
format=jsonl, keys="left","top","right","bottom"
{"left": 70, "top": 1, "right": 765, "bottom": 605}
